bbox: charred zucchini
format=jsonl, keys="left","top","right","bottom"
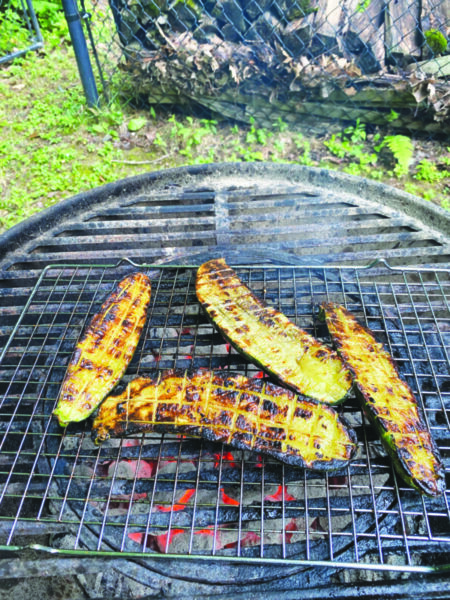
{"left": 321, "top": 302, "right": 445, "bottom": 497}
{"left": 92, "top": 370, "right": 358, "bottom": 471}
{"left": 195, "top": 259, "right": 352, "bottom": 405}
{"left": 53, "top": 272, "right": 152, "bottom": 426}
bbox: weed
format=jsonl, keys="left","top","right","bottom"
{"left": 386, "top": 110, "right": 400, "bottom": 123}
{"left": 273, "top": 117, "right": 289, "bottom": 133}
{"left": 415, "top": 159, "right": 449, "bottom": 184}
{"left": 246, "top": 118, "right": 271, "bottom": 145}
{"left": 376, "top": 135, "right": 413, "bottom": 178}
{"left": 294, "top": 134, "right": 314, "bottom": 166}
{"left": 324, "top": 120, "right": 377, "bottom": 176}
{"left": 422, "top": 189, "right": 437, "bottom": 202}
{"left": 343, "top": 119, "right": 366, "bottom": 143}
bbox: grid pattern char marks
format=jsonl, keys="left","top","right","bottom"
{"left": 91, "top": 372, "right": 356, "bottom": 468}
{"left": 0, "top": 262, "right": 449, "bottom": 571}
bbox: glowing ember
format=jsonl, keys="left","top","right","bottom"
{"left": 284, "top": 518, "right": 299, "bottom": 543}
{"left": 122, "top": 439, "right": 141, "bottom": 447}
{"left": 108, "top": 458, "right": 156, "bottom": 479}
{"left": 151, "top": 349, "right": 161, "bottom": 362}
{"left": 128, "top": 528, "right": 185, "bottom": 551}
{"left": 213, "top": 451, "right": 237, "bottom": 468}
{"left": 156, "top": 488, "right": 195, "bottom": 512}
{"left": 220, "top": 488, "right": 239, "bottom": 506}
{"left": 254, "top": 454, "right": 264, "bottom": 468}
{"left": 264, "top": 485, "right": 295, "bottom": 502}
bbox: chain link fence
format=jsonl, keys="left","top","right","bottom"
{"left": 75, "top": 0, "right": 449, "bottom": 134}
{"left": 0, "top": 0, "right": 43, "bottom": 63}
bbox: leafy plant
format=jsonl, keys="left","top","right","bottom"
{"left": 324, "top": 120, "right": 377, "bottom": 176}
{"left": 424, "top": 29, "right": 448, "bottom": 56}
{"left": 246, "top": 117, "right": 271, "bottom": 145}
{"left": 343, "top": 118, "right": 366, "bottom": 143}
{"left": 376, "top": 135, "right": 413, "bottom": 178}
{"left": 294, "top": 134, "right": 314, "bottom": 166}
{"left": 356, "top": 0, "right": 371, "bottom": 12}
{"left": 386, "top": 110, "right": 400, "bottom": 123}
{"left": 415, "top": 159, "right": 450, "bottom": 184}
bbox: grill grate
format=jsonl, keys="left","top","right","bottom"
{"left": 0, "top": 260, "right": 449, "bottom": 572}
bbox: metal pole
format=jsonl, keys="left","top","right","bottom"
{"left": 61, "top": 0, "right": 99, "bottom": 107}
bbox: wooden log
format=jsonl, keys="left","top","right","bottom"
{"left": 192, "top": 16, "right": 222, "bottom": 42}
{"left": 406, "top": 55, "right": 450, "bottom": 77}
{"left": 195, "top": 92, "right": 450, "bottom": 134}
{"left": 384, "top": 0, "right": 422, "bottom": 66}
{"left": 306, "top": 0, "right": 342, "bottom": 55}
{"left": 272, "top": 0, "right": 319, "bottom": 21}
{"left": 167, "top": 0, "right": 204, "bottom": 32}
{"left": 341, "top": 0, "right": 386, "bottom": 73}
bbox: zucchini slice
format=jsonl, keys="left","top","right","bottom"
{"left": 92, "top": 370, "right": 358, "bottom": 471}
{"left": 321, "top": 302, "right": 445, "bottom": 497}
{"left": 53, "top": 272, "right": 152, "bottom": 426}
{"left": 195, "top": 259, "right": 352, "bottom": 405}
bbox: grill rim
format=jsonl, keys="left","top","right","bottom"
{"left": 1, "top": 162, "right": 449, "bottom": 268}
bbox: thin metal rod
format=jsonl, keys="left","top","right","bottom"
{"left": 61, "top": 0, "right": 99, "bottom": 107}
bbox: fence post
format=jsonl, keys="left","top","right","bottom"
{"left": 62, "top": 0, "right": 99, "bottom": 107}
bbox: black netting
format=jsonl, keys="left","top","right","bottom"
{"left": 80, "top": 0, "right": 449, "bottom": 135}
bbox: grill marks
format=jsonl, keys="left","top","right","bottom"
{"left": 321, "top": 302, "right": 446, "bottom": 497}
{"left": 92, "top": 371, "right": 358, "bottom": 471}
{"left": 196, "top": 259, "right": 353, "bottom": 404}
{"left": 53, "top": 272, "right": 152, "bottom": 426}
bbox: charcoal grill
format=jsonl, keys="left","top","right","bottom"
{"left": 1, "top": 163, "right": 449, "bottom": 598}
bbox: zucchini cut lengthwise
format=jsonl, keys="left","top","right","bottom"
{"left": 196, "top": 259, "right": 352, "bottom": 405}
{"left": 53, "top": 272, "right": 152, "bottom": 427}
{"left": 321, "top": 302, "right": 445, "bottom": 497}
{"left": 92, "top": 370, "right": 358, "bottom": 471}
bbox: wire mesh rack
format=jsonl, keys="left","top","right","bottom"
{"left": 0, "top": 260, "right": 449, "bottom": 572}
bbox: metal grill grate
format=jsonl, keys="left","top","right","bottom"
{"left": 0, "top": 260, "right": 449, "bottom": 572}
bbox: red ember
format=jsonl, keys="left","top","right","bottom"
{"left": 128, "top": 528, "right": 185, "bottom": 552}
{"left": 156, "top": 488, "right": 195, "bottom": 512}
{"left": 264, "top": 485, "right": 295, "bottom": 502}
{"left": 284, "top": 518, "right": 299, "bottom": 543}
{"left": 214, "top": 451, "right": 237, "bottom": 468}
{"left": 220, "top": 488, "right": 239, "bottom": 506}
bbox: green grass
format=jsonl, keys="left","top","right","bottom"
{"left": 0, "top": 16, "right": 449, "bottom": 234}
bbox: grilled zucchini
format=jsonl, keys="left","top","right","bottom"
{"left": 321, "top": 302, "right": 445, "bottom": 497}
{"left": 53, "top": 272, "right": 152, "bottom": 427}
{"left": 92, "top": 370, "right": 358, "bottom": 471}
{"left": 195, "top": 259, "right": 352, "bottom": 405}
